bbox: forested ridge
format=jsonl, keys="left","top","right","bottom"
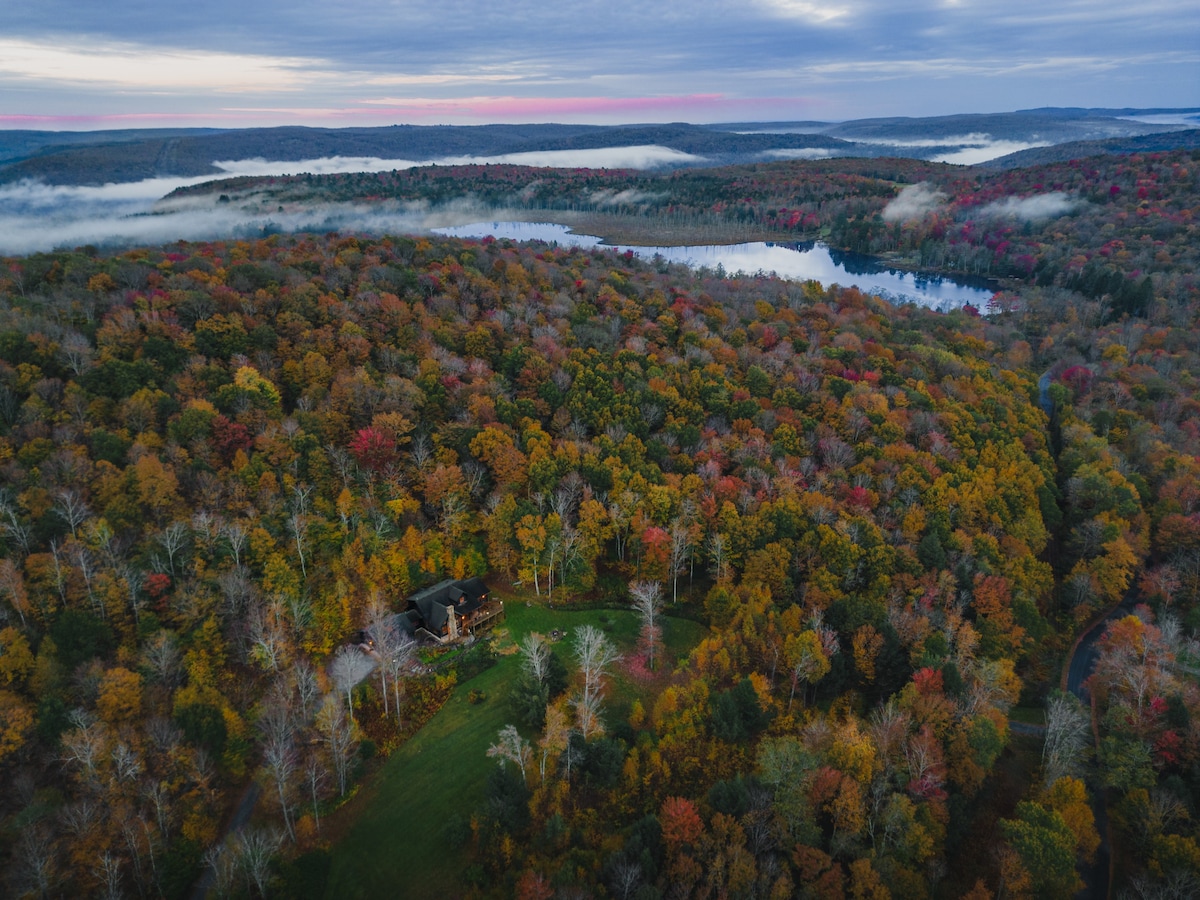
{"left": 179, "top": 148, "right": 1199, "bottom": 305}
{"left": 1, "top": 149, "right": 1200, "bottom": 898}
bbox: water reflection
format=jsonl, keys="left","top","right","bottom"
{"left": 433, "top": 221, "right": 995, "bottom": 311}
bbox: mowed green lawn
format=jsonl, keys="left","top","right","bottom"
{"left": 324, "top": 599, "right": 707, "bottom": 899}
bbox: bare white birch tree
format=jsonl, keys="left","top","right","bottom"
{"left": 304, "top": 751, "right": 329, "bottom": 833}
{"left": 262, "top": 735, "right": 298, "bottom": 842}
{"left": 520, "top": 632, "right": 551, "bottom": 685}
{"left": 708, "top": 531, "right": 730, "bottom": 583}
{"left": 53, "top": 489, "right": 90, "bottom": 539}
{"left": 142, "top": 630, "right": 181, "bottom": 688}
{"left": 573, "top": 625, "right": 620, "bottom": 709}
{"left": 364, "top": 593, "right": 417, "bottom": 723}
{"left": 667, "top": 519, "right": 692, "bottom": 604}
{"left": 61, "top": 716, "right": 107, "bottom": 784}
{"left": 0, "top": 492, "right": 32, "bottom": 557}
{"left": 1043, "top": 691, "right": 1091, "bottom": 785}
{"left": 235, "top": 828, "right": 283, "bottom": 897}
{"left": 487, "top": 724, "right": 532, "bottom": 785}
{"left": 249, "top": 600, "right": 289, "bottom": 673}
{"left": 257, "top": 677, "right": 296, "bottom": 748}
{"left": 629, "top": 580, "right": 665, "bottom": 671}
{"left": 365, "top": 597, "right": 394, "bottom": 717}
{"left": 328, "top": 647, "right": 373, "bottom": 722}
{"left": 287, "top": 510, "right": 308, "bottom": 580}
{"left": 571, "top": 625, "right": 620, "bottom": 739}
{"left": 13, "top": 824, "right": 59, "bottom": 899}
{"left": 92, "top": 850, "right": 123, "bottom": 900}
{"left": 221, "top": 520, "right": 248, "bottom": 568}
{"left": 155, "top": 521, "right": 190, "bottom": 578}
{"left": 291, "top": 660, "right": 320, "bottom": 722}
{"left": 381, "top": 630, "right": 416, "bottom": 726}
{"left": 315, "top": 695, "right": 358, "bottom": 797}
{"left": 572, "top": 692, "right": 605, "bottom": 740}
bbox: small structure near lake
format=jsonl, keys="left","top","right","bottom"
{"left": 407, "top": 577, "right": 504, "bottom": 643}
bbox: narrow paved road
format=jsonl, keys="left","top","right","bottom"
{"left": 1065, "top": 588, "right": 1140, "bottom": 700}
{"left": 1039, "top": 369, "right": 1054, "bottom": 416}
{"left": 189, "top": 779, "right": 263, "bottom": 899}
{"left": 1063, "top": 589, "right": 1140, "bottom": 900}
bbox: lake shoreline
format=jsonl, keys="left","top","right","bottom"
{"left": 438, "top": 209, "right": 1010, "bottom": 299}
{"left": 435, "top": 219, "right": 999, "bottom": 310}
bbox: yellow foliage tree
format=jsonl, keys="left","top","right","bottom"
{"left": 0, "top": 689, "right": 34, "bottom": 761}
{"left": 96, "top": 666, "right": 143, "bottom": 725}
{"left": 1043, "top": 776, "right": 1100, "bottom": 863}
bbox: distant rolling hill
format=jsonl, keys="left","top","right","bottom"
{"left": 983, "top": 128, "right": 1200, "bottom": 168}
{"left": 713, "top": 109, "right": 1198, "bottom": 155}
{"left": 0, "top": 108, "right": 1197, "bottom": 186}
{"left": 0, "top": 123, "right": 853, "bottom": 186}
{"left": 818, "top": 112, "right": 1180, "bottom": 143}
{"left": 0, "top": 128, "right": 225, "bottom": 168}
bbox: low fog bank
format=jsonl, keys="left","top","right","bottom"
{"left": 0, "top": 145, "right": 703, "bottom": 256}
{"left": 1120, "top": 113, "right": 1200, "bottom": 127}
{"left": 847, "top": 133, "right": 1052, "bottom": 164}
{"left": 0, "top": 186, "right": 503, "bottom": 256}
{"left": 881, "top": 182, "right": 1081, "bottom": 225}
{"left": 931, "top": 139, "right": 1052, "bottom": 165}
{"left": 881, "top": 183, "right": 948, "bottom": 222}
{"left": 758, "top": 148, "right": 835, "bottom": 161}
{"left": 210, "top": 144, "right": 702, "bottom": 178}
{"left": 977, "top": 192, "right": 1080, "bottom": 220}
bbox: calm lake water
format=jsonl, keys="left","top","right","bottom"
{"left": 434, "top": 221, "right": 996, "bottom": 311}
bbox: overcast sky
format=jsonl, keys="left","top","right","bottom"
{"left": 2, "top": 0, "right": 1198, "bottom": 128}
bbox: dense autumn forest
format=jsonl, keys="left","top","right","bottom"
{"left": 2, "top": 148, "right": 1200, "bottom": 899}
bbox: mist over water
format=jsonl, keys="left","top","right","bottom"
{"left": 0, "top": 146, "right": 702, "bottom": 256}
{"left": 435, "top": 221, "right": 995, "bottom": 310}
{"left": 0, "top": 178, "right": 441, "bottom": 256}
{"left": 0, "top": 151, "right": 998, "bottom": 310}
{"left": 930, "top": 140, "right": 1051, "bottom": 165}
{"left": 208, "top": 145, "right": 703, "bottom": 178}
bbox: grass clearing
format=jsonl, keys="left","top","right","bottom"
{"left": 323, "top": 598, "right": 707, "bottom": 899}
{"left": 1008, "top": 705, "right": 1047, "bottom": 726}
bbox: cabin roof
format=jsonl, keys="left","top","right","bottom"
{"left": 408, "top": 578, "right": 490, "bottom": 631}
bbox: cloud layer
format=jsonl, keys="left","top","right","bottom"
{"left": 1, "top": 1, "right": 1197, "bottom": 125}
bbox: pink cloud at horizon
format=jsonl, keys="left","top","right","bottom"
{"left": 0, "top": 94, "right": 824, "bottom": 130}
{"left": 355, "top": 94, "right": 729, "bottom": 115}
{"left": 244, "top": 93, "right": 825, "bottom": 121}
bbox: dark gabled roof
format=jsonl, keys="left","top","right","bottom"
{"left": 459, "top": 577, "right": 489, "bottom": 601}
{"left": 407, "top": 578, "right": 490, "bottom": 631}
{"left": 411, "top": 580, "right": 455, "bottom": 632}
{"left": 395, "top": 609, "right": 420, "bottom": 636}
{"left": 422, "top": 600, "right": 451, "bottom": 634}
{"left": 409, "top": 578, "right": 458, "bottom": 610}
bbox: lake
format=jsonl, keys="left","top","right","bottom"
{"left": 434, "top": 221, "right": 996, "bottom": 311}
